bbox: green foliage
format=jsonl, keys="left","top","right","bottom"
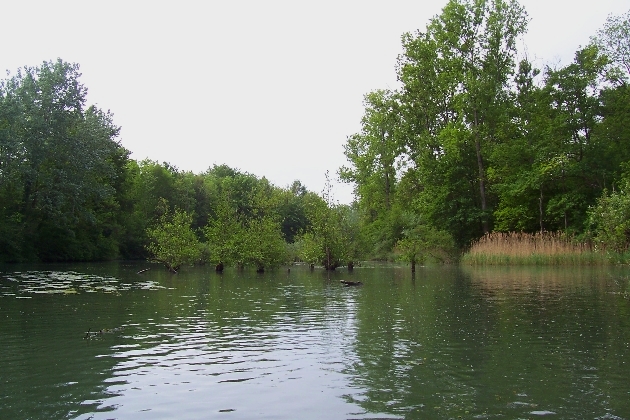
{"left": 202, "top": 171, "right": 290, "bottom": 271}
{"left": 395, "top": 213, "right": 457, "bottom": 268}
{"left": 241, "top": 217, "right": 288, "bottom": 272}
{"left": 590, "top": 9, "right": 630, "bottom": 81}
{"left": 5, "top": 6, "right": 630, "bottom": 268}
{"left": 275, "top": 181, "right": 310, "bottom": 243}
{"left": 203, "top": 192, "right": 243, "bottom": 267}
{"left": 0, "top": 60, "right": 330, "bottom": 267}
{"left": 342, "top": 1, "right": 630, "bottom": 258}
{"left": 297, "top": 173, "right": 352, "bottom": 270}
{"left": 146, "top": 208, "right": 201, "bottom": 272}
{"left": 343, "top": 0, "right": 529, "bottom": 251}
{"left": 0, "top": 59, "right": 130, "bottom": 262}
{"left": 588, "top": 173, "right": 630, "bottom": 254}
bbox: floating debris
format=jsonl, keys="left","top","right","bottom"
{"left": 84, "top": 326, "right": 125, "bottom": 339}
{"left": 0, "top": 270, "right": 165, "bottom": 298}
{"left": 340, "top": 280, "right": 363, "bottom": 287}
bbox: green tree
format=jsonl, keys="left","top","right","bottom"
{"left": 275, "top": 180, "right": 310, "bottom": 244}
{"left": 146, "top": 207, "right": 201, "bottom": 272}
{"left": 241, "top": 216, "right": 288, "bottom": 272}
{"left": 591, "top": 9, "right": 630, "bottom": 80}
{"left": 396, "top": 0, "right": 528, "bottom": 239}
{"left": 202, "top": 167, "right": 290, "bottom": 271}
{"left": 395, "top": 220, "right": 456, "bottom": 271}
{"left": 203, "top": 190, "right": 245, "bottom": 268}
{"left": 341, "top": 90, "right": 405, "bottom": 257}
{"left": 340, "top": 0, "right": 529, "bottom": 250}
{"left": 0, "top": 59, "right": 130, "bottom": 262}
{"left": 539, "top": 46, "right": 610, "bottom": 231}
{"left": 588, "top": 168, "right": 630, "bottom": 256}
{"left": 297, "top": 172, "right": 348, "bottom": 270}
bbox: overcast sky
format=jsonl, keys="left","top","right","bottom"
{"left": 2, "top": 1, "right": 628, "bottom": 204}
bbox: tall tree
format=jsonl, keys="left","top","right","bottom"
{"left": 0, "top": 59, "right": 129, "bottom": 261}
{"left": 395, "top": 0, "right": 527, "bottom": 246}
{"left": 591, "top": 9, "right": 630, "bottom": 79}
{"left": 341, "top": 89, "right": 405, "bottom": 255}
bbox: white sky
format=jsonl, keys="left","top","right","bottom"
{"left": 2, "top": 1, "right": 628, "bottom": 204}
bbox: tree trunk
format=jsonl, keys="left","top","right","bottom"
{"left": 539, "top": 185, "right": 544, "bottom": 233}
{"left": 475, "top": 138, "right": 489, "bottom": 234}
{"left": 473, "top": 108, "right": 489, "bottom": 234}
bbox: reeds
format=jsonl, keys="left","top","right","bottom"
{"left": 461, "top": 232, "right": 608, "bottom": 266}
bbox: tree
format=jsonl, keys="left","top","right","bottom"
{"left": 538, "top": 46, "right": 610, "bottom": 231}
{"left": 396, "top": 0, "right": 528, "bottom": 239}
{"left": 341, "top": 89, "right": 402, "bottom": 215}
{"left": 146, "top": 207, "right": 201, "bottom": 272}
{"left": 203, "top": 190, "right": 242, "bottom": 269}
{"left": 241, "top": 216, "right": 288, "bottom": 272}
{"left": 275, "top": 181, "right": 310, "bottom": 244}
{"left": 202, "top": 167, "right": 290, "bottom": 271}
{"left": 341, "top": 90, "right": 405, "bottom": 257}
{"left": 591, "top": 9, "right": 630, "bottom": 80}
{"left": 0, "top": 59, "right": 130, "bottom": 262}
{"left": 297, "top": 172, "right": 348, "bottom": 270}
{"left": 395, "top": 213, "right": 456, "bottom": 271}
{"left": 341, "top": 0, "right": 530, "bottom": 250}
{"left": 588, "top": 168, "right": 630, "bottom": 255}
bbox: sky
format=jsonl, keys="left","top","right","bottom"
{"left": 2, "top": 0, "right": 628, "bottom": 204}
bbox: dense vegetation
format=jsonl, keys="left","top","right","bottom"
{"left": 0, "top": 60, "right": 359, "bottom": 268}
{"left": 1, "top": 1, "right": 629, "bottom": 268}
{"left": 341, "top": 1, "right": 630, "bottom": 261}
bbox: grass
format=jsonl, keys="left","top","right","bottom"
{"left": 461, "top": 232, "right": 609, "bottom": 266}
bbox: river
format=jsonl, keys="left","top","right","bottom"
{"left": 1, "top": 262, "right": 629, "bottom": 419}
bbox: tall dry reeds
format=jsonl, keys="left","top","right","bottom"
{"left": 461, "top": 232, "right": 607, "bottom": 265}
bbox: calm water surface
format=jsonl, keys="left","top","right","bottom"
{"left": 1, "top": 262, "right": 629, "bottom": 419}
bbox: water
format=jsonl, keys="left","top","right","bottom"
{"left": 1, "top": 262, "right": 629, "bottom": 419}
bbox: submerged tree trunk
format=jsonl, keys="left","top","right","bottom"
{"left": 539, "top": 185, "right": 544, "bottom": 233}
{"left": 153, "top": 258, "right": 178, "bottom": 273}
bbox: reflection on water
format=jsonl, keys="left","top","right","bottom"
{"left": 0, "top": 263, "right": 629, "bottom": 419}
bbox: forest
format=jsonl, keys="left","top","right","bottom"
{"left": 341, "top": 1, "right": 630, "bottom": 262}
{"left": 1, "top": 0, "right": 629, "bottom": 268}
{"left": 0, "top": 58, "right": 356, "bottom": 270}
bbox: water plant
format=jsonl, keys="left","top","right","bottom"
{"left": 461, "top": 232, "right": 607, "bottom": 265}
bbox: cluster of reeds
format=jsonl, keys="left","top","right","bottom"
{"left": 461, "top": 232, "right": 608, "bottom": 265}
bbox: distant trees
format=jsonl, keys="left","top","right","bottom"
{"left": 5, "top": 5, "right": 629, "bottom": 267}
{"left": 0, "top": 59, "right": 347, "bottom": 268}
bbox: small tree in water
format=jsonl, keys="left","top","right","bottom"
{"left": 298, "top": 172, "right": 348, "bottom": 270}
{"left": 395, "top": 214, "right": 456, "bottom": 271}
{"left": 147, "top": 208, "right": 201, "bottom": 272}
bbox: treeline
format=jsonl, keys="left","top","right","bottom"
{"left": 341, "top": 1, "right": 630, "bottom": 259}
{"left": 3, "top": 2, "right": 629, "bottom": 268}
{"left": 0, "top": 60, "right": 361, "bottom": 268}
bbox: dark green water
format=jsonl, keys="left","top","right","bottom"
{"left": 1, "top": 262, "right": 629, "bottom": 419}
